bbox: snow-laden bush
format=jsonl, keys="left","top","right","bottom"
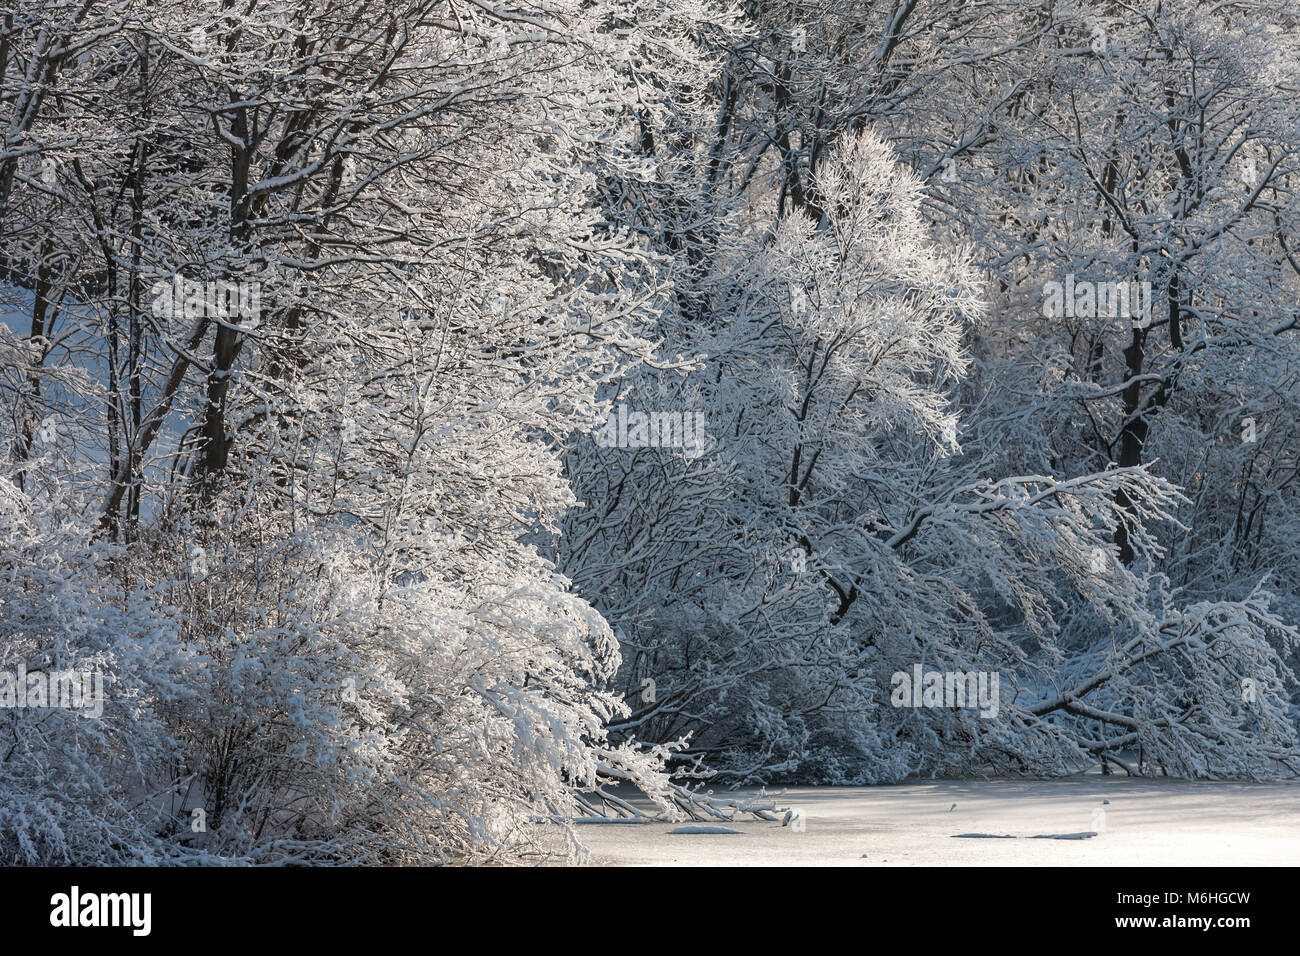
{"left": 129, "top": 506, "right": 669, "bottom": 863}
{"left": 0, "top": 469, "right": 198, "bottom": 864}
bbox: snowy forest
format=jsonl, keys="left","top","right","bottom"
{"left": 1, "top": 0, "right": 1298, "bottom": 866}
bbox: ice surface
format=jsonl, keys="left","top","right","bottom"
{"left": 573, "top": 777, "right": 1300, "bottom": 866}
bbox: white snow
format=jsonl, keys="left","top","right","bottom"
{"left": 572, "top": 778, "right": 1300, "bottom": 866}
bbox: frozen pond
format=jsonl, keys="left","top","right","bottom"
{"left": 574, "top": 777, "right": 1300, "bottom": 866}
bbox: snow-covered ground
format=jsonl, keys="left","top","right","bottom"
{"left": 574, "top": 777, "right": 1300, "bottom": 866}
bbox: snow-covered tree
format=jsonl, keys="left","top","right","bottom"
{"left": 0, "top": 0, "right": 737, "bottom": 863}
{"left": 561, "top": 5, "right": 1300, "bottom": 782}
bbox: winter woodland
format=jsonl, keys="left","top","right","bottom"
{"left": 0, "top": 0, "right": 1298, "bottom": 864}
